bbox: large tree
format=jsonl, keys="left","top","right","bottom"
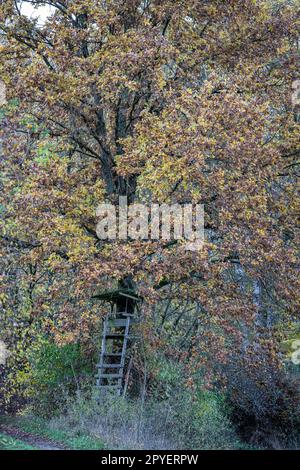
{"left": 0, "top": 0, "right": 299, "bottom": 387}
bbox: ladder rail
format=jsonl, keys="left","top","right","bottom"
{"left": 97, "top": 316, "right": 109, "bottom": 387}
{"left": 117, "top": 316, "right": 131, "bottom": 391}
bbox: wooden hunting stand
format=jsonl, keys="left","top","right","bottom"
{"left": 94, "top": 289, "right": 141, "bottom": 395}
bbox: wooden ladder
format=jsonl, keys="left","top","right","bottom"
{"left": 96, "top": 312, "right": 133, "bottom": 395}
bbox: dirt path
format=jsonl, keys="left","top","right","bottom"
{"left": 0, "top": 424, "right": 66, "bottom": 450}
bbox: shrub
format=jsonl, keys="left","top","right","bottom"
{"left": 26, "top": 340, "right": 95, "bottom": 417}
{"left": 224, "top": 352, "right": 300, "bottom": 448}
{"left": 50, "top": 377, "right": 241, "bottom": 449}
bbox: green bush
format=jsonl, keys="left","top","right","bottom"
{"left": 27, "top": 340, "right": 95, "bottom": 417}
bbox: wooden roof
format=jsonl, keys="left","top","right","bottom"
{"left": 93, "top": 288, "right": 142, "bottom": 302}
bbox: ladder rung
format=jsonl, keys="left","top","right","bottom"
{"left": 98, "top": 373, "right": 123, "bottom": 379}
{"left": 112, "top": 319, "right": 128, "bottom": 327}
{"left": 97, "top": 385, "right": 120, "bottom": 390}
{"left": 97, "top": 364, "right": 122, "bottom": 369}
{"left": 104, "top": 334, "right": 125, "bottom": 339}
{"left": 96, "top": 363, "right": 120, "bottom": 368}
{"left": 103, "top": 353, "right": 122, "bottom": 357}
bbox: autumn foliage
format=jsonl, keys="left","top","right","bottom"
{"left": 0, "top": 0, "right": 299, "bottom": 446}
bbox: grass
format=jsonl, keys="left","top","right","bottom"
{"left": 0, "top": 432, "right": 36, "bottom": 450}
{"left": 0, "top": 415, "right": 106, "bottom": 450}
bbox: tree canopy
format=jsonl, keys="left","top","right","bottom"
{"left": 0, "top": 0, "right": 299, "bottom": 394}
